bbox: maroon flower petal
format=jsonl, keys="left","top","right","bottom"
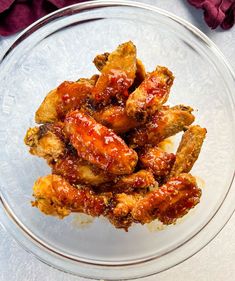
{"left": 0, "top": 0, "right": 15, "bottom": 13}
{"left": 187, "top": 0, "right": 235, "bottom": 30}
{"left": 0, "top": 0, "right": 88, "bottom": 36}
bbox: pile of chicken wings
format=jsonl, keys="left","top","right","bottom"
{"left": 24, "top": 42, "right": 206, "bottom": 230}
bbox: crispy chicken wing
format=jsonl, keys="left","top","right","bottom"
{"left": 64, "top": 110, "right": 138, "bottom": 175}
{"left": 169, "top": 125, "right": 207, "bottom": 178}
{"left": 93, "top": 51, "right": 146, "bottom": 90}
{"left": 132, "top": 173, "right": 201, "bottom": 224}
{"left": 139, "top": 146, "right": 175, "bottom": 181}
{"left": 35, "top": 76, "right": 97, "bottom": 123}
{"left": 52, "top": 152, "right": 115, "bottom": 186}
{"left": 126, "top": 66, "right": 174, "bottom": 122}
{"left": 97, "top": 170, "right": 156, "bottom": 194}
{"left": 92, "top": 41, "right": 137, "bottom": 106}
{"left": 108, "top": 193, "right": 143, "bottom": 230}
{"left": 24, "top": 126, "right": 65, "bottom": 162}
{"left": 32, "top": 174, "right": 109, "bottom": 217}
{"left": 93, "top": 105, "right": 141, "bottom": 134}
{"left": 128, "top": 105, "right": 195, "bottom": 147}
{"left": 113, "top": 170, "right": 156, "bottom": 191}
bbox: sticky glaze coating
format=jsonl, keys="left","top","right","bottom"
{"left": 64, "top": 110, "right": 138, "bottom": 175}
{"left": 52, "top": 152, "right": 114, "bottom": 186}
{"left": 32, "top": 174, "right": 108, "bottom": 217}
{"left": 129, "top": 105, "right": 195, "bottom": 147}
{"left": 139, "top": 146, "right": 176, "bottom": 181}
{"left": 126, "top": 66, "right": 174, "bottom": 122}
{"left": 35, "top": 76, "right": 97, "bottom": 123}
{"left": 132, "top": 173, "right": 201, "bottom": 224}
{"left": 92, "top": 41, "right": 137, "bottom": 106}
{"left": 93, "top": 105, "right": 141, "bottom": 134}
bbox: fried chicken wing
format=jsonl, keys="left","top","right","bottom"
{"left": 126, "top": 66, "right": 174, "bottom": 122}
{"left": 132, "top": 173, "right": 201, "bottom": 224}
{"left": 169, "top": 125, "right": 207, "bottom": 178}
{"left": 24, "top": 126, "right": 65, "bottom": 162}
{"left": 93, "top": 51, "right": 146, "bottom": 90}
{"left": 52, "top": 152, "right": 115, "bottom": 186}
{"left": 108, "top": 193, "right": 143, "bottom": 230}
{"left": 113, "top": 170, "right": 156, "bottom": 191}
{"left": 64, "top": 110, "right": 138, "bottom": 175}
{"left": 92, "top": 41, "right": 137, "bottom": 106}
{"left": 97, "top": 170, "right": 156, "bottom": 194}
{"left": 139, "top": 146, "right": 175, "bottom": 181}
{"left": 93, "top": 105, "right": 141, "bottom": 134}
{"left": 32, "top": 174, "right": 109, "bottom": 217}
{"left": 129, "top": 105, "right": 195, "bottom": 147}
{"left": 35, "top": 77, "right": 97, "bottom": 123}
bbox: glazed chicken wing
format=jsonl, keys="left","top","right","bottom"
{"left": 139, "top": 146, "right": 175, "bottom": 182}
{"left": 32, "top": 174, "right": 109, "bottom": 218}
{"left": 168, "top": 125, "right": 207, "bottom": 178}
{"left": 25, "top": 124, "right": 116, "bottom": 186}
{"left": 35, "top": 76, "right": 97, "bottom": 123}
{"left": 126, "top": 66, "right": 174, "bottom": 122}
{"left": 132, "top": 173, "right": 201, "bottom": 224}
{"left": 64, "top": 110, "right": 138, "bottom": 175}
{"left": 93, "top": 105, "right": 141, "bottom": 134}
{"left": 97, "top": 170, "right": 156, "bottom": 194}
{"left": 52, "top": 152, "right": 115, "bottom": 186}
{"left": 128, "top": 105, "right": 195, "bottom": 147}
{"left": 91, "top": 41, "right": 137, "bottom": 106}
{"left": 93, "top": 51, "right": 146, "bottom": 90}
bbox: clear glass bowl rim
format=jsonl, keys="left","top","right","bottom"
{"left": 0, "top": 0, "right": 235, "bottom": 280}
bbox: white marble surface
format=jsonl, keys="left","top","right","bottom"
{"left": 0, "top": 0, "right": 234, "bottom": 280}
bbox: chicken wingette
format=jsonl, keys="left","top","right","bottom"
{"left": 32, "top": 174, "right": 109, "bottom": 217}
{"left": 91, "top": 41, "right": 137, "bottom": 106}
{"left": 97, "top": 170, "right": 156, "bottom": 193}
{"left": 126, "top": 66, "right": 174, "bottom": 122}
{"left": 168, "top": 125, "right": 207, "bottom": 178}
{"left": 131, "top": 173, "right": 201, "bottom": 224}
{"left": 64, "top": 110, "right": 138, "bottom": 175}
{"left": 128, "top": 105, "right": 195, "bottom": 147}
{"left": 93, "top": 105, "right": 141, "bottom": 134}
{"left": 35, "top": 76, "right": 98, "bottom": 123}
{"left": 52, "top": 152, "right": 115, "bottom": 186}
{"left": 93, "top": 51, "right": 146, "bottom": 90}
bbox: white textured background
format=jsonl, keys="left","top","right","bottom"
{"left": 0, "top": 0, "right": 235, "bottom": 280}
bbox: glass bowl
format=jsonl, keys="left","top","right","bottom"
{"left": 0, "top": 1, "right": 235, "bottom": 280}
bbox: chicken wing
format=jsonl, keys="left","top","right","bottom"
{"left": 97, "top": 170, "right": 156, "bottom": 194}
{"left": 128, "top": 105, "right": 195, "bottom": 147}
{"left": 32, "top": 174, "right": 109, "bottom": 218}
{"left": 139, "top": 146, "right": 175, "bottom": 181}
{"left": 52, "top": 152, "right": 115, "bottom": 186}
{"left": 35, "top": 76, "right": 97, "bottom": 123}
{"left": 92, "top": 105, "right": 141, "bottom": 134}
{"left": 126, "top": 66, "right": 174, "bottom": 122}
{"left": 168, "top": 125, "right": 207, "bottom": 178}
{"left": 24, "top": 126, "right": 65, "bottom": 163}
{"left": 93, "top": 51, "right": 146, "bottom": 90}
{"left": 64, "top": 110, "right": 138, "bottom": 175}
{"left": 91, "top": 41, "right": 137, "bottom": 106}
{"left": 108, "top": 193, "right": 143, "bottom": 230}
{"left": 132, "top": 173, "right": 201, "bottom": 224}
